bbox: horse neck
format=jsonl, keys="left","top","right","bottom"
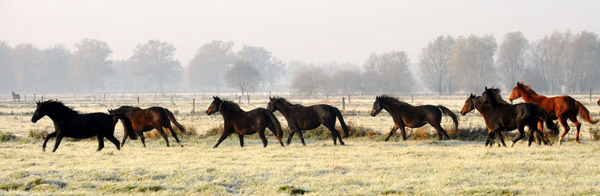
{"left": 473, "top": 103, "right": 493, "bottom": 121}
{"left": 380, "top": 101, "right": 400, "bottom": 114}
{"left": 519, "top": 88, "right": 545, "bottom": 103}
{"left": 275, "top": 103, "right": 295, "bottom": 117}
{"left": 219, "top": 103, "right": 242, "bottom": 118}
{"left": 45, "top": 108, "right": 78, "bottom": 122}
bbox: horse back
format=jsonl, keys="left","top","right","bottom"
{"left": 61, "top": 113, "right": 115, "bottom": 138}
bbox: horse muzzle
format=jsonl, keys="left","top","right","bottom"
{"left": 369, "top": 110, "right": 377, "bottom": 116}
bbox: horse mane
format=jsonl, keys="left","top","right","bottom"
{"left": 483, "top": 88, "right": 509, "bottom": 105}
{"left": 41, "top": 100, "right": 79, "bottom": 116}
{"left": 518, "top": 83, "right": 539, "bottom": 95}
{"left": 222, "top": 100, "right": 244, "bottom": 112}
{"left": 377, "top": 95, "right": 410, "bottom": 107}
{"left": 272, "top": 97, "right": 301, "bottom": 108}
{"left": 116, "top": 105, "right": 141, "bottom": 110}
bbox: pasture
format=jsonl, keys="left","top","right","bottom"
{"left": 1, "top": 93, "right": 600, "bottom": 195}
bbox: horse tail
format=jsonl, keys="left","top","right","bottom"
{"left": 163, "top": 108, "right": 186, "bottom": 133}
{"left": 266, "top": 111, "right": 284, "bottom": 139}
{"left": 437, "top": 105, "right": 459, "bottom": 132}
{"left": 537, "top": 106, "right": 558, "bottom": 134}
{"left": 113, "top": 113, "right": 137, "bottom": 140}
{"left": 575, "top": 100, "right": 598, "bottom": 124}
{"left": 332, "top": 107, "right": 350, "bottom": 138}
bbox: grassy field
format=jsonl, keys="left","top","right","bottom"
{"left": 1, "top": 93, "right": 600, "bottom": 195}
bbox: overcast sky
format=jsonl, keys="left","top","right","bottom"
{"left": 1, "top": 0, "right": 598, "bottom": 66}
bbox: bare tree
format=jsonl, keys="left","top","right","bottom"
{"left": 563, "top": 31, "right": 600, "bottom": 93}
{"left": 187, "top": 40, "right": 235, "bottom": 92}
{"left": 291, "top": 66, "right": 326, "bottom": 96}
{"left": 70, "top": 38, "right": 114, "bottom": 92}
{"left": 39, "top": 45, "right": 71, "bottom": 93}
{"left": 130, "top": 40, "right": 182, "bottom": 95}
{"left": 237, "top": 45, "right": 285, "bottom": 90}
{"left": 448, "top": 35, "right": 497, "bottom": 92}
{"left": 496, "top": 32, "right": 528, "bottom": 89}
{"left": 331, "top": 70, "right": 362, "bottom": 95}
{"left": 225, "top": 60, "right": 260, "bottom": 95}
{"left": 0, "top": 41, "right": 15, "bottom": 92}
{"left": 362, "top": 51, "right": 414, "bottom": 93}
{"left": 11, "top": 44, "right": 41, "bottom": 92}
{"left": 530, "top": 31, "right": 571, "bottom": 94}
{"left": 419, "top": 35, "right": 454, "bottom": 95}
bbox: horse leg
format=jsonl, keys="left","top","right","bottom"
{"left": 96, "top": 134, "right": 105, "bottom": 151}
{"left": 433, "top": 124, "right": 449, "bottom": 140}
{"left": 538, "top": 121, "right": 552, "bottom": 145}
{"left": 527, "top": 125, "right": 535, "bottom": 147}
{"left": 140, "top": 133, "right": 147, "bottom": 147}
{"left": 213, "top": 130, "right": 233, "bottom": 148}
{"left": 120, "top": 130, "right": 128, "bottom": 148}
{"left": 286, "top": 129, "right": 296, "bottom": 145}
{"left": 385, "top": 124, "right": 399, "bottom": 141}
{"left": 297, "top": 130, "right": 306, "bottom": 146}
{"left": 399, "top": 125, "right": 408, "bottom": 141}
{"left": 487, "top": 130, "right": 497, "bottom": 148}
{"left": 238, "top": 134, "right": 244, "bottom": 147}
{"left": 569, "top": 116, "right": 582, "bottom": 144}
{"left": 266, "top": 122, "right": 284, "bottom": 146}
{"left": 157, "top": 127, "right": 170, "bottom": 147}
{"left": 511, "top": 124, "right": 526, "bottom": 147}
{"left": 258, "top": 129, "right": 268, "bottom": 147}
{"left": 42, "top": 132, "right": 57, "bottom": 152}
{"left": 325, "top": 124, "right": 344, "bottom": 145}
{"left": 558, "top": 116, "right": 570, "bottom": 145}
{"left": 105, "top": 134, "right": 121, "bottom": 150}
{"left": 51, "top": 134, "right": 64, "bottom": 152}
{"left": 166, "top": 126, "right": 183, "bottom": 147}
{"left": 496, "top": 131, "right": 506, "bottom": 147}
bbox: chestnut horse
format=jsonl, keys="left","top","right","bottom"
{"left": 461, "top": 92, "right": 553, "bottom": 147}
{"left": 109, "top": 106, "right": 185, "bottom": 147}
{"left": 370, "top": 95, "right": 458, "bottom": 141}
{"left": 508, "top": 82, "right": 598, "bottom": 144}
{"left": 206, "top": 96, "right": 284, "bottom": 148}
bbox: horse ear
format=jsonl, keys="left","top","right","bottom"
{"left": 485, "top": 86, "right": 488, "bottom": 90}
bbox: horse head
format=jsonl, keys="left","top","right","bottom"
{"left": 206, "top": 96, "right": 222, "bottom": 115}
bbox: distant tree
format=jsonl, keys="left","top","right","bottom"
{"left": 237, "top": 45, "right": 285, "bottom": 90}
{"left": 496, "top": 32, "right": 529, "bottom": 89}
{"left": 419, "top": 35, "right": 454, "bottom": 95}
{"left": 130, "top": 40, "right": 182, "bottom": 94}
{"left": 362, "top": 51, "right": 414, "bottom": 93}
{"left": 106, "top": 59, "right": 136, "bottom": 93}
{"left": 331, "top": 70, "right": 362, "bottom": 95}
{"left": 225, "top": 60, "right": 260, "bottom": 95}
{"left": 563, "top": 31, "right": 600, "bottom": 93}
{"left": 0, "top": 41, "right": 14, "bottom": 92}
{"left": 70, "top": 38, "right": 114, "bottom": 92}
{"left": 39, "top": 45, "right": 70, "bottom": 93}
{"left": 11, "top": 44, "right": 40, "bottom": 92}
{"left": 529, "top": 31, "right": 571, "bottom": 94}
{"left": 187, "top": 40, "right": 236, "bottom": 92}
{"left": 291, "top": 66, "right": 326, "bottom": 96}
{"left": 448, "top": 35, "right": 497, "bottom": 92}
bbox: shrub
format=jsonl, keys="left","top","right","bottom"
{"left": 0, "top": 131, "right": 17, "bottom": 142}
{"left": 28, "top": 128, "right": 49, "bottom": 140}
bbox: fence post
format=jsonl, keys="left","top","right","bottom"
{"left": 192, "top": 98, "right": 196, "bottom": 114}
{"left": 348, "top": 95, "right": 351, "bottom": 104}
{"left": 342, "top": 97, "right": 345, "bottom": 111}
{"left": 590, "top": 88, "right": 592, "bottom": 104}
{"left": 137, "top": 96, "right": 140, "bottom": 106}
{"left": 93, "top": 95, "right": 96, "bottom": 102}
{"left": 41, "top": 96, "right": 44, "bottom": 102}
{"left": 411, "top": 94, "right": 414, "bottom": 103}
{"left": 238, "top": 96, "right": 241, "bottom": 104}
{"left": 247, "top": 95, "right": 250, "bottom": 104}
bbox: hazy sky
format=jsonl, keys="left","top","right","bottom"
{"left": 1, "top": 0, "right": 599, "bottom": 66}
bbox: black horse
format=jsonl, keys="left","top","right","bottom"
{"left": 267, "top": 97, "right": 349, "bottom": 146}
{"left": 108, "top": 106, "right": 185, "bottom": 147}
{"left": 11, "top": 91, "right": 20, "bottom": 102}
{"left": 206, "top": 96, "right": 284, "bottom": 148}
{"left": 31, "top": 100, "right": 134, "bottom": 152}
{"left": 466, "top": 87, "right": 555, "bottom": 147}
{"left": 370, "top": 95, "right": 458, "bottom": 141}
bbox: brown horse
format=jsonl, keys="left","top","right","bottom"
{"left": 109, "top": 106, "right": 185, "bottom": 147}
{"left": 370, "top": 95, "right": 458, "bottom": 141}
{"left": 508, "top": 82, "right": 598, "bottom": 144}
{"left": 206, "top": 96, "right": 284, "bottom": 148}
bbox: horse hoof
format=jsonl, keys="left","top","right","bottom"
{"left": 510, "top": 143, "right": 515, "bottom": 148}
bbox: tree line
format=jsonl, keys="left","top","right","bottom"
{"left": 1, "top": 30, "right": 599, "bottom": 95}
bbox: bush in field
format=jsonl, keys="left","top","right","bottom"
{"left": 589, "top": 127, "right": 600, "bottom": 141}
{"left": 143, "top": 125, "right": 197, "bottom": 140}
{"left": 0, "top": 131, "right": 17, "bottom": 142}
{"left": 28, "top": 128, "right": 49, "bottom": 140}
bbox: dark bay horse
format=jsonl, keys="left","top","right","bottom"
{"left": 267, "top": 97, "right": 349, "bottom": 146}
{"left": 109, "top": 106, "right": 185, "bottom": 147}
{"left": 460, "top": 93, "right": 553, "bottom": 147}
{"left": 206, "top": 96, "right": 284, "bottom": 148}
{"left": 508, "top": 82, "right": 598, "bottom": 144}
{"left": 370, "top": 95, "right": 458, "bottom": 141}
{"left": 31, "top": 100, "right": 134, "bottom": 152}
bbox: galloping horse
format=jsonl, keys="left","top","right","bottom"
{"left": 461, "top": 91, "right": 553, "bottom": 147}
{"left": 11, "top": 91, "right": 20, "bottom": 102}
{"left": 267, "top": 97, "right": 349, "bottom": 145}
{"left": 206, "top": 96, "right": 284, "bottom": 148}
{"left": 31, "top": 100, "right": 134, "bottom": 152}
{"left": 370, "top": 95, "right": 458, "bottom": 141}
{"left": 109, "top": 106, "right": 185, "bottom": 147}
{"left": 508, "top": 82, "right": 598, "bottom": 144}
